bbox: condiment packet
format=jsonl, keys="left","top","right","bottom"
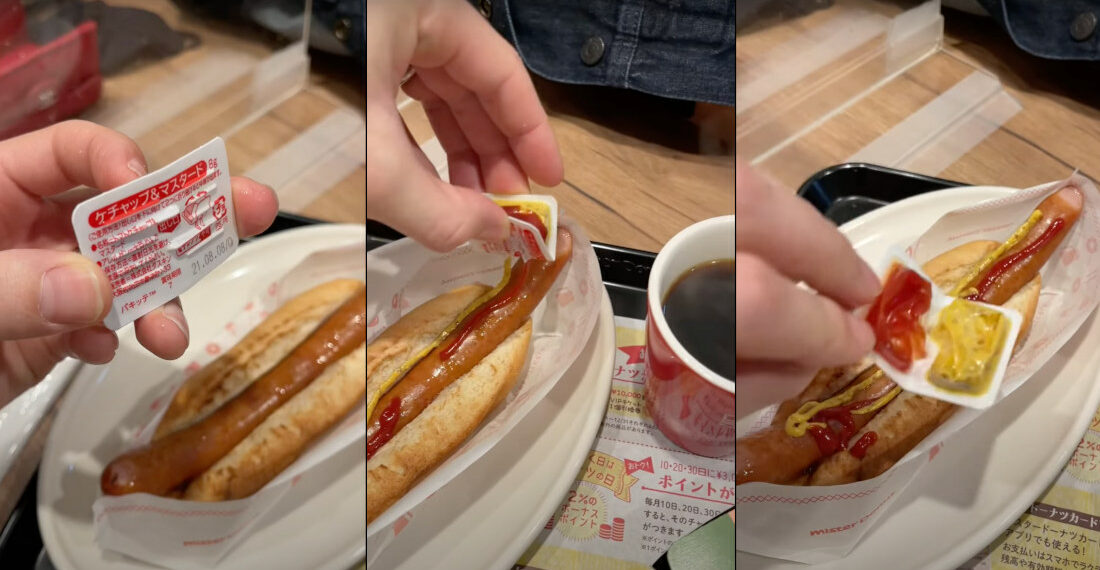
{"left": 477, "top": 194, "right": 558, "bottom": 261}
{"left": 71, "top": 138, "right": 238, "bottom": 330}
{"left": 862, "top": 248, "right": 1022, "bottom": 410}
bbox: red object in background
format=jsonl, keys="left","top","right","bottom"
{"left": 0, "top": 0, "right": 101, "bottom": 140}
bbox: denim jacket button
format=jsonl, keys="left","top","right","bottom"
{"left": 478, "top": 0, "right": 492, "bottom": 19}
{"left": 1071, "top": 12, "right": 1097, "bottom": 41}
{"left": 334, "top": 17, "right": 351, "bottom": 42}
{"left": 581, "top": 36, "right": 606, "bottom": 66}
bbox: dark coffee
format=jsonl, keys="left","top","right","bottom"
{"left": 661, "top": 260, "right": 735, "bottom": 380}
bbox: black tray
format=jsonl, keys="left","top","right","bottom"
{"left": 797, "top": 163, "right": 964, "bottom": 225}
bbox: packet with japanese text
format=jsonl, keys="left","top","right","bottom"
{"left": 71, "top": 138, "right": 238, "bottom": 330}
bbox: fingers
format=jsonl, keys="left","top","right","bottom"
{"left": 402, "top": 76, "right": 483, "bottom": 189}
{"left": 229, "top": 177, "right": 279, "bottom": 238}
{"left": 736, "top": 253, "right": 875, "bottom": 368}
{"left": 371, "top": 169, "right": 510, "bottom": 252}
{"left": 405, "top": 69, "right": 529, "bottom": 192}
{"left": 134, "top": 298, "right": 189, "bottom": 360}
{"left": 737, "top": 163, "right": 880, "bottom": 309}
{"left": 0, "top": 249, "right": 111, "bottom": 339}
{"left": 368, "top": 102, "right": 509, "bottom": 251}
{"left": 0, "top": 120, "right": 146, "bottom": 197}
{"left": 66, "top": 326, "right": 120, "bottom": 364}
{"left": 409, "top": 0, "right": 563, "bottom": 187}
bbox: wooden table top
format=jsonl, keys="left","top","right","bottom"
{"left": 400, "top": 80, "right": 735, "bottom": 253}
{"left": 738, "top": 2, "right": 1100, "bottom": 194}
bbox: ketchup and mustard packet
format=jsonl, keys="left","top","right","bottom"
{"left": 71, "top": 138, "right": 238, "bottom": 330}
{"left": 91, "top": 241, "right": 366, "bottom": 567}
{"left": 737, "top": 174, "right": 1100, "bottom": 563}
{"left": 365, "top": 216, "right": 603, "bottom": 562}
{"left": 858, "top": 249, "right": 1023, "bottom": 410}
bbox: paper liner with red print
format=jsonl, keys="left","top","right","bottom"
{"left": 737, "top": 174, "right": 1100, "bottom": 563}
{"left": 91, "top": 241, "right": 366, "bottom": 568}
{"left": 365, "top": 216, "right": 602, "bottom": 562}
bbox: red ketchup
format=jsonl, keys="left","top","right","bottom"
{"left": 503, "top": 206, "right": 548, "bottom": 240}
{"left": 849, "top": 432, "right": 878, "bottom": 459}
{"left": 367, "top": 397, "right": 402, "bottom": 460}
{"left": 965, "top": 218, "right": 1064, "bottom": 302}
{"left": 805, "top": 398, "right": 878, "bottom": 456}
{"left": 439, "top": 260, "right": 530, "bottom": 361}
{"left": 865, "top": 264, "right": 932, "bottom": 371}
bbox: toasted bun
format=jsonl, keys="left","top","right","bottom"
{"left": 155, "top": 279, "right": 365, "bottom": 440}
{"left": 366, "top": 319, "right": 532, "bottom": 524}
{"left": 182, "top": 343, "right": 367, "bottom": 501}
{"left": 921, "top": 240, "right": 1040, "bottom": 347}
{"left": 367, "top": 284, "right": 491, "bottom": 404}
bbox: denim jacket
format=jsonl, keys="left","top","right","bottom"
{"left": 470, "top": 0, "right": 734, "bottom": 106}
{"left": 977, "top": 0, "right": 1100, "bottom": 60}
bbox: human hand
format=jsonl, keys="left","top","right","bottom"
{"left": 0, "top": 120, "right": 278, "bottom": 407}
{"left": 366, "top": 0, "right": 563, "bottom": 252}
{"left": 736, "top": 162, "right": 881, "bottom": 410}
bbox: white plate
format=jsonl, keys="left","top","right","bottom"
{"left": 371, "top": 290, "right": 615, "bottom": 570}
{"left": 738, "top": 187, "right": 1100, "bottom": 570}
{"left": 0, "top": 359, "right": 80, "bottom": 484}
{"left": 37, "top": 224, "right": 367, "bottom": 570}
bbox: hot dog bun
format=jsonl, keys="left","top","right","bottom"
{"left": 365, "top": 278, "right": 535, "bottom": 523}
{"left": 366, "top": 284, "right": 491, "bottom": 405}
{"left": 106, "top": 280, "right": 367, "bottom": 500}
{"left": 155, "top": 278, "right": 365, "bottom": 439}
{"left": 183, "top": 343, "right": 367, "bottom": 501}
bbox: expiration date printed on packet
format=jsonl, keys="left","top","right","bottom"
{"left": 861, "top": 248, "right": 1022, "bottom": 410}
{"left": 478, "top": 194, "right": 558, "bottom": 261}
{"left": 71, "top": 138, "right": 238, "bottom": 330}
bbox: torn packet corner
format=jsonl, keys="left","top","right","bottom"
{"left": 478, "top": 194, "right": 559, "bottom": 261}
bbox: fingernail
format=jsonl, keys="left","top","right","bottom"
{"left": 127, "top": 158, "right": 147, "bottom": 178}
{"left": 40, "top": 264, "right": 106, "bottom": 325}
{"left": 161, "top": 303, "right": 189, "bottom": 342}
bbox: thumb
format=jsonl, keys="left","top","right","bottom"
{"left": 0, "top": 250, "right": 112, "bottom": 339}
{"left": 374, "top": 176, "right": 511, "bottom": 252}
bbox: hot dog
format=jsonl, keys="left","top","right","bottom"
{"left": 737, "top": 186, "right": 1083, "bottom": 487}
{"left": 367, "top": 229, "right": 573, "bottom": 524}
{"left": 101, "top": 280, "right": 367, "bottom": 498}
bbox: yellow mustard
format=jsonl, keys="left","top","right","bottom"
{"left": 949, "top": 210, "right": 1043, "bottom": 297}
{"left": 784, "top": 368, "right": 901, "bottom": 437}
{"left": 927, "top": 299, "right": 1010, "bottom": 395}
{"left": 367, "top": 259, "right": 514, "bottom": 420}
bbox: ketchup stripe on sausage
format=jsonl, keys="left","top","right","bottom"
{"left": 366, "top": 230, "right": 573, "bottom": 459}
